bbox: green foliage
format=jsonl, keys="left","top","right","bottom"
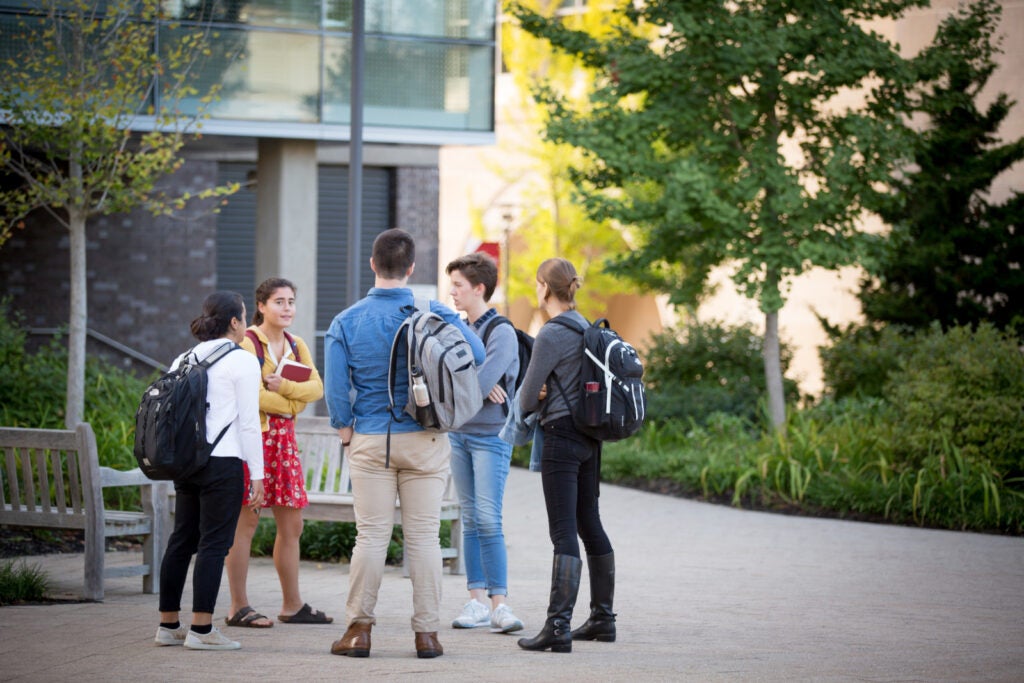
{"left": 643, "top": 320, "right": 799, "bottom": 426}
{"left": 884, "top": 324, "right": 1024, "bottom": 479}
{"left": 860, "top": 0, "right": 1024, "bottom": 336}
{"left": 494, "top": 0, "right": 634, "bottom": 318}
{"left": 599, "top": 395, "right": 1024, "bottom": 534}
{"left": 819, "top": 322, "right": 917, "bottom": 400}
{"left": 0, "top": 559, "right": 51, "bottom": 605}
{"left": 0, "top": 0, "right": 239, "bottom": 428}
{"left": 509, "top": 0, "right": 924, "bottom": 426}
{"left": 0, "top": 299, "right": 151, "bottom": 507}
{"left": 251, "top": 518, "right": 448, "bottom": 565}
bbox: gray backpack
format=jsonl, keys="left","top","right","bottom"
{"left": 387, "top": 298, "right": 482, "bottom": 462}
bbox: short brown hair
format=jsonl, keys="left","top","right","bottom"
{"left": 446, "top": 252, "right": 498, "bottom": 302}
{"left": 372, "top": 228, "right": 416, "bottom": 279}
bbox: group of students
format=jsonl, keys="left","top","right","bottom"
{"left": 154, "top": 228, "right": 617, "bottom": 658}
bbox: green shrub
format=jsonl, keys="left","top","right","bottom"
{"left": 0, "top": 300, "right": 152, "bottom": 508}
{"left": 0, "top": 559, "right": 51, "bottom": 605}
{"left": 642, "top": 320, "right": 799, "bottom": 427}
{"left": 599, "top": 396, "right": 1024, "bottom": 534}
{"left": 819, "top": 322, "right": 917, "bottom": 399}
{"left": 252, "top": 518, "right": 408, "bottom": 564}
{"left": 884, "top": 323, "right": 1024, "bottom": 480}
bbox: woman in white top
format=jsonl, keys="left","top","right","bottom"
{"left": 153, "top": 291, "right": 265, "bottom": 651}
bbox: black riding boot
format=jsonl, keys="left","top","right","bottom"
{"left": 517, "top": 554, "right": 582, "bottom": 653}
{"left": 571, "top": 551, "right": 616, "bottom": 642}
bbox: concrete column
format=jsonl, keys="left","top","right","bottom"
{"left": 255, "top": 138, "right": 318, "bottom": 353}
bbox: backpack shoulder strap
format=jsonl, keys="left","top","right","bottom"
{"left": 283, "top": 330, "right": 299, "bottom": 359}
{"left": 481, "top": 315, "right": 512, "bottom": 347}
{"left": 201, "top": 342, "right": 239, "bottom": 368}
{"left": 547, "top": 315, "right": 587, "bottom": 335}
{"left": 244, "top": 329, "right": 265, "bottom": 367}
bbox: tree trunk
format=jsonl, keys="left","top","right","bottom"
{"left": 763, "top": 309, "right": 786, "bottom": 430}
{"left": 65, "top": 207, "right": 87, "bottom": 429}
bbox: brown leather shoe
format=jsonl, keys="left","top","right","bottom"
{"left": 414, "top": 631, "right": 443, "bottom": 659}
{"left": 330, "top": 621, "right": 371, "bottom": 657}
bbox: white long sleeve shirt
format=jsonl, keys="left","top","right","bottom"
{"left": 169, "top": 338, "right": 264, "bottom": 480}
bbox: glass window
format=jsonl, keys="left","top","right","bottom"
{"left": 322, "top": 35, "right": 492, "bottom": 131}
{"left": 160, "top": 25, "right": 320, "bottom": 122}
{"left": 161, "top": 0, "right": 320, "bottom": 29}
{"left": 326, "top": 0, "right": 494, "bottom": 40}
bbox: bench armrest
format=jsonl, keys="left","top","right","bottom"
{"left": 99, "top": 466, "right": 153, "bottom": 488}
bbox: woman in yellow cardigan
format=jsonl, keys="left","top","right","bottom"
{"left": 223, "top": 278, "right": 332, "bottom": 628}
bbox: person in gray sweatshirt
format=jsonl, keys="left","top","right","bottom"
{"left": 445, "top": 252, "right": 525, "bottom": 635}
{"left": 517, "top": 258, "right": 616, "bottom": 654}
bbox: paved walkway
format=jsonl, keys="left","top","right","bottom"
{"left": 1, "top": 467, "right": 1022, "bottom": 682}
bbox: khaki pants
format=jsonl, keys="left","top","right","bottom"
{"left": 345, "top": 430, "right": 450, "bottom": 633}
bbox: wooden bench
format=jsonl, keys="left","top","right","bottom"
{"left": 294, "top": 416, "right": 464, "bottom": 575}
{"left": 0, "top": 423, "right": 171, "bottom": 601}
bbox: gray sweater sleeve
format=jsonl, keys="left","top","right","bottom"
{"left": 518, "top": 310, "right": 588, "bottom": 423}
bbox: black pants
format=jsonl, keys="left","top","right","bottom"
{"left": 158, "top": 456, "right": 243, "bottom": 614}
{"left": 540, "top": 416, "right": 613, "bottom": 559}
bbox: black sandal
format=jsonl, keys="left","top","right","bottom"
{"left": 278, "top": 603, "right": 333, "bottom": 624}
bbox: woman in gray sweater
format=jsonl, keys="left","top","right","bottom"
{"left": 517, "top": 258, "right": 615, "bottom": 654}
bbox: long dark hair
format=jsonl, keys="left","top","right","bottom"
{"left": 251, "top": 277, "right": 296, "bottom": 326}
{"left": 190, "top": 291, "right": 244, "bottom": 341}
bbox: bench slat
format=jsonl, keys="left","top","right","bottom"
{"left": 0, "top": 424, "right": 170, "bottom": 600}
{"left": 294, "top": 416, "right": 464, "bottom": 575}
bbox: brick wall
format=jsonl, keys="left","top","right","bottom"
{"left": 0, "top": 159, "right": 220, "bottom": 374}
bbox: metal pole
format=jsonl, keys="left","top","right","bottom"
{"left": 502, "top": 207, "right": 513, "bottom": 317}
{"left": 346, "top": 0, "right": 365, "bottom": 306}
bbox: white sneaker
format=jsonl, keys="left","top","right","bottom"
{"left": 489, "top": 604, "right": 524, "bottom": 633}
{"left": 183, "top": 626, "right": 241, "bottom": 651}
{"left": 451, "top": 599, "right": 490, "bottom": 629}
{"left": 154, "top": 624, "right": 189, "bottom": 646}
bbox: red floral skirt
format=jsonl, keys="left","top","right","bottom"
{"left": 242, "top": 416, "right": 308, "bottom": 509}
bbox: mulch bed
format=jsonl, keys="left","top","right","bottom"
{"left": 0, "top": 526, "right": 142, "bottom": 559}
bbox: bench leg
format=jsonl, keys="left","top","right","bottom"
{"left": 84, "top": 513, "right": 104, "bottom": 601}
{"left": 143, "top": 482, "right": 172, "bottom": 594}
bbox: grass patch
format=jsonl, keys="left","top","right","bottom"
{"left": 0, "top": 559, "right": 51, "bottom": 605}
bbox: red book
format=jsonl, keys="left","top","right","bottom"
{"left": 277, "top": 358, "right": 312, "bottom": 382}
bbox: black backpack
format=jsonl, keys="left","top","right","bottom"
{"left": 481, "top": 315, "right": 534, "bottom": 413}
{"left": 549, "top": 317, "right": 646, "bottom": 441}
{"left": 133, "top": 342, "right": 239, "bottom": 480}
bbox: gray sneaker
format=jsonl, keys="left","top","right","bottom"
{"left": 489, "top": 604, "right": 524, "bottom": 633}
{"left": 183, "top": 626, "right": 241, "bottom": 651}
{"left": 451, "top": 599, "right": 490, "bottom": 629}
{"left": 154, "top": 624, "right": 188, "bottom": 646}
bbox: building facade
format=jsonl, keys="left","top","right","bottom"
{"left": 0, "top": 0, "right": 498, "bottom": 374}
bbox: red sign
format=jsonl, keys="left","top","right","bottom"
{"left": 475, "top": 242, "right": 500, "bottom": 264}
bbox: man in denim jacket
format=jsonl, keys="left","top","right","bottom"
{"left": 324, "top": 228, "right": 484, "bottom": 660}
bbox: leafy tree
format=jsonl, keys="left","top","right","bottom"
{"left": 509, "top": 0, "right": 924, "bottom": 428}
{"left": 0, "top": 0, "right": 239, "bottom": 428}
{"left": 489, "top": 0, "right": 635, "bottom": 317}
{"left": 860, "top": 0, "right": 1024, "bottom": 334}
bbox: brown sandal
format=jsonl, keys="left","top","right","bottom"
{"left": 225, "top": 606, "right": 274, "bottom": 628}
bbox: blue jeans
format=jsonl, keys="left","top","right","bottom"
{"left": 449, "top": 432, "right": 512, "bottom": 596}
